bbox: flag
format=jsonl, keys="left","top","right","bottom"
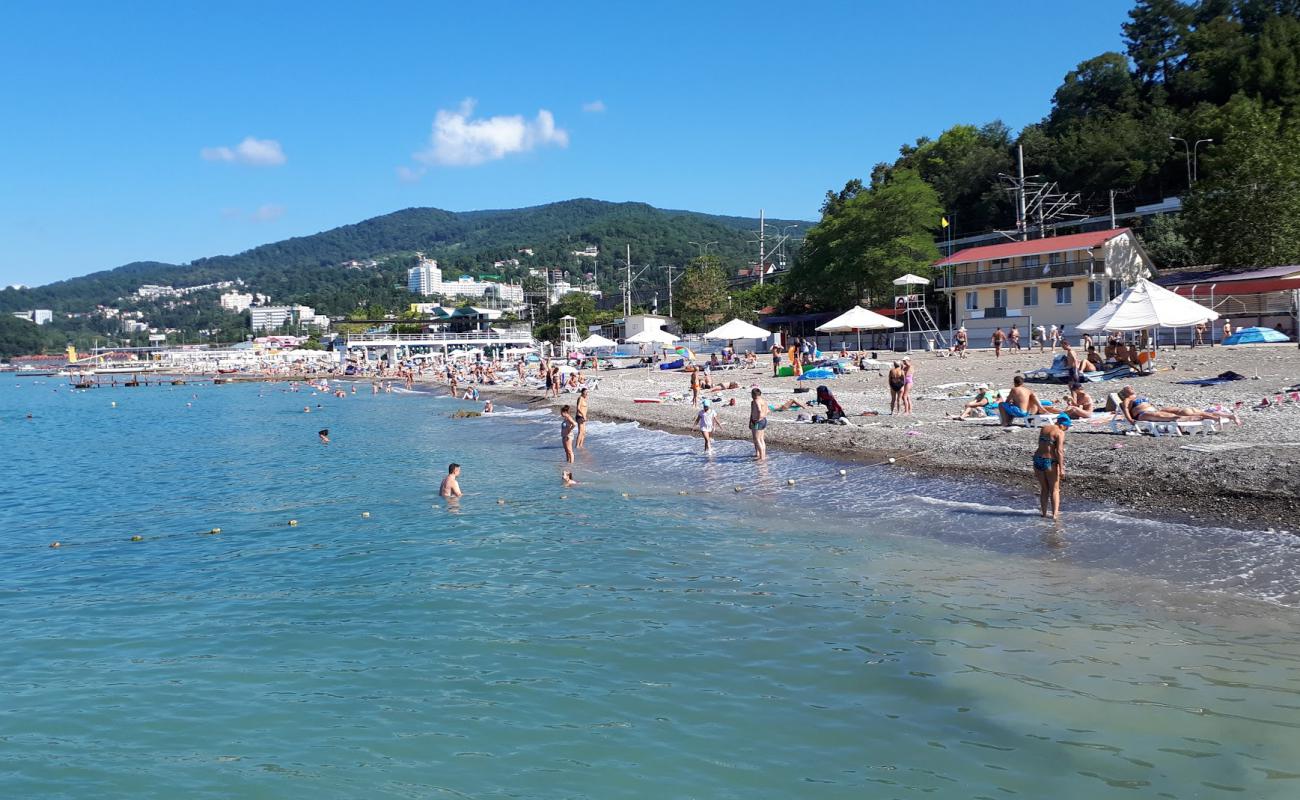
{"left": 941, "top": 216, "right": 950, "bottom": 228}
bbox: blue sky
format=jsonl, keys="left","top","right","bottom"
{"left": 0, "top": 0, "right": 1135, "bottom": 287}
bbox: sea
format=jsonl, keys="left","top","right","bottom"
{"left": 2, "top": 374, "right": 1299, "bottom": 799}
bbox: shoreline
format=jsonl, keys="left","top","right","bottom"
{"left": 474, "top": 351, "right": 1300, "bottom": 533}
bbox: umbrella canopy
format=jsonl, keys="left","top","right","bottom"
{"left": 626, "top": 328, "right": 679, "bottom": 344}
{"left": 1077, "top": 279, "right": 1219, "bottom": 333}
{"left": 703, "top": 318, "right": 771, "bottom": 340}
{"left": 555, "top": 364, "right": 579, "bottom": 375}
{"left": 816, "top": 306, "right": 903, "bottom": 332}
{"left": 1224, "top": 326, "right": 1291, "bottom": 345}
{"left": 577, "top": 334, "right": 618, "bottom": 348}
{"left": 892, "top": 273, "right": 931, "bottom": 286}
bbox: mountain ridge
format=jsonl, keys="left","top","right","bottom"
{"left": 0, "top": 199, "right": 809, "bottom": 314}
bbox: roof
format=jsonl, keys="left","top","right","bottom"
{"left": 933, "top": 228, "right": 1132, "bottom": 267}
{"left": 1169, "top": 276, "right": 1300, "bottom": 297}
{"left": 1156, "top": 264, "right": 1300, "bottom": 285}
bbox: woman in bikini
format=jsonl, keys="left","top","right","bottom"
{"left": 1033, "top": 413, "right": 1071, "bottom": 520}
{"left": 901, "top": 357, "right": 915, "bottom": 414}
{"left": 1119, "top": 386, "right": 1241, "bottom": 426}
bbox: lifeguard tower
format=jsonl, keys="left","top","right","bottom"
{"left": 891, "top": 274, "right": 947, "bottom": 352}
{"left": 559, "top": 314, "right": 580, "bottom": 358}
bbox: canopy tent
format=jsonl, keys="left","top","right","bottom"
{"left": 1224, "top": 326, "right": 1291, "bottom": 345}
{"left": 703, "top": 318, "right": 771, "bottom": 341}
{"left": 626, "top": 328, "right": 679, "bottom": 344}
{"left": 1076, "top": 279, "right": 1219, "bottom": 333}
{"left": 816, "top": 305, "right": 903, "bottom": 350}
{"left": 892, "top": 273, "right": 931, "bottom": 286}
{"left": 577, "top": 334, "right": 618, "bottom": 349}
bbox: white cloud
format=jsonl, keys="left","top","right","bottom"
{"left": 220, "top": 204, "right": 285, "bottom": 223}
{"left": 412, "top": 99, "right": 568, "bottom": 168}
{"left": 396, "top": 165, "right": 427, "bottom": 183}
{"left": 582, "top": 100, "right": 606, "bottom": 113}
{"left": 201, "top": 136, "right": 287, "bottom": 166}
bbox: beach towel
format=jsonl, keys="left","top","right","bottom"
{"left": 1177, "top": 370, "right": 1247, "bottom": 387}
{"left": 797, "top": 367, "right": 836, "bottom": 381}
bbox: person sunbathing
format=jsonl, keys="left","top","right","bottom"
{"left": 768, "top": 398, "right": 807, "bottom": 412}
{"left": 1000, "top": 375, "right": 1049, "bottom": 425}
{"left": 955, "top": 386, "right": 997, "bottom": 419}
{"left": 1062, "top": 382, "right": 1094, "bottom": 419}
{"left": 1118, "top": 386, "right": 1240, "bottom": 426}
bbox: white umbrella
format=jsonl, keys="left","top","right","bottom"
{"left": 626, "top": 328, "right": 679, "bottom": 344}
{"left": 892, "top": 273, "right": 931, "bottom": 286}
{"left": 1077, "top": 278, "right": 1218, "bottom": 333}
{"left": 817, "top": 305, "right": 903, "bottom": 350}
{"left": 703, "top": 318, "right": 771, "bottom": 340}
{"left": 578, "top": 334, "right": 617, "bottom": 348}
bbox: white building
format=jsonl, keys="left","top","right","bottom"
{"left": 548, "top": 281, "right": 603, "bottom": 304}
{"left": 249, "top": 304, "right": 329, "bottom": 332}
{"left": 220, "top": 292, "right": 254, "bottom": 313}
{"left": 11, "top": 309, "right": 53, "bottom": 325}
{"left": 406, "top": 257, "right": 524, "bottom": 305}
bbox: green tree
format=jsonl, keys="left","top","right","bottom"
{"left": 1138, "top": 212, "right": 1199, "bottom": 268}
{"left": 1184, "top": 96, "right": 1300, "bottom": 266}
{"left": 787, "top": 169, "right": 942, "bottom": 310}
{"left": 674, "top": 256, "right": 728, "bottom": 333}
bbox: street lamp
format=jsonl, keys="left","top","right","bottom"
{"left": 1170, "top": 136, "right": 1214, "bottom": 186}
{"left": 688, "top": 240, "right": 719, "bottom": 258}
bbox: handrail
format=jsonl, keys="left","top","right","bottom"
{"left": 937, "top": 260, "right": 1094, "bottom": 289}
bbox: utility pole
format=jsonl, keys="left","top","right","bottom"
{"left": 666, "top": 263, "right": 674, "bottom": 318}
{"left": 625, "top": 244, "right": 631, "bottom": 318}
{"left": 1109, "top": 189, "right": 1118, "bottom": 230}
{"left": 1016, "top": 145, "right": 1028, "bottom": 240}
{"left": 758, "top": 208, "right": 766, "bottom": 285}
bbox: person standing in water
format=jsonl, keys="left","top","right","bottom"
{"left": 749, "top": 388, "right": 768, "bottom": 461}
{"left": 575, "top": 387, "right": 589, "bottom": 449}
{"left": 696, "top": 398, "right": 722, "bottom": 452}
{"left": 440, "top": 463, "right": 463, "bottom": 498}
{"left": 559, "top": 405, "right": 576, "bottom": 463}
{"left": 1032, "top": 413, "right": 1070, "bottom": 519}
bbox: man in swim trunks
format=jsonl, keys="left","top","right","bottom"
{"left": 771, "top": 345, "right": 782, "bottom": 377}
{"left": 991, "top": 327, "right": 1005, "bottom": 358}
{"left": 749, "top": 387, "right": 768, "bottom": 461}
{"left": 1033, "top": 413, "right": 1070, "bottom": 520}
{"left": 1009, "top": 325, "right": 1022, "bottom": 352}
{"left": 1000, "top": 374, "right": 1048, "bottom": 426}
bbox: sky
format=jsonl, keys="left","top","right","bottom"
{"left": 0, "top": 0, "right": 1135, "bottom": 287}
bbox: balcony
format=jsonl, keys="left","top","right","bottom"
{"left": 938, "top": 260, "right": 1098, "bottom": 289}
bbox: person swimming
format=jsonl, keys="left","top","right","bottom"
{"left": 318, "top": 429, "right": 330, "bottom": 444}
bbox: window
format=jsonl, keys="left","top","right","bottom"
{"left": 1023, "top": 286, "right": 1039, "bottom": 306}
{"left": 1088, "top": 282, "right": 1104, "bottom": 303}
{"left": 964, "top": 291, "right": 978, "bottom": 311}
{"left": 1023, "top": 255, "right": 1040, "bottom": 268}
{"left": 1109, "top": 279, "right": 1123, "bottom": 299}
{"left": 1048, "top": 252, "right": 1062, "bottom": 265}
{"left": 991, "top": 288, "right": 1007, "bottom": 308}
{"left": 1056, "top": 284, "right": 1073, "bottom": 305}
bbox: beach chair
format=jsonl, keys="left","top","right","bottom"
{"left": 1109, "top": 417, "right": 1221, "bottom": 437}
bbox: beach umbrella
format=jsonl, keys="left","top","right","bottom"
{"left": 816, "top": 305, "right": 903, "bottom": 350}
{"left": 1223, "top": 326, "right": 1291, "bottom": 345}
{"left": 1077, "top": 278, "right": 1218, "bottom": 332}
{"left": 626, "top": 328, "right": 679, "bottom": 344}
{"left": 892, "top": 273, "right": 931, "bottom": 286}
{"left": 578, "top": 333, "right": 617, "bottom": 349}
{"left": 703, "top": 318, "right": 771, "bottom": 341}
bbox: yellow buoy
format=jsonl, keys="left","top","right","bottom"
{"left": 130, "top": 535, "right": 143, "bottom": 542}
{"left": 288, "top": 520, "right": 298, "bottom": 526}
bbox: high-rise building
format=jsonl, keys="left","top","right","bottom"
{"left": 407, "top": 258, "right": 443, "bottom": 295}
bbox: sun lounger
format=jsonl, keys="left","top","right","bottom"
{"left": 1108, "top": 417, "right": 1222, "bottom": 437}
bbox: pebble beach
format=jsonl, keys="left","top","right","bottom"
{"left": 491, "top": 343, "right": 1300, "bottom": 531}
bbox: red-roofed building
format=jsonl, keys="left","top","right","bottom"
{"left": 934, "top": 228, "right": 1155, "bottom": 340}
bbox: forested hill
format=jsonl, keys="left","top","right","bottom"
{"left": 0, "top": 200, "right": 807, "bottom": 314}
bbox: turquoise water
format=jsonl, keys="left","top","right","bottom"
{"left": 2, "top": 375, "right": 1300, "bottom": 798}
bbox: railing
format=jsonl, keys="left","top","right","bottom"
{"left": 346, "top": 330, "right": 534, "bottom": 343}
{"left": 938, "top": 260, "right": 1096, "bottom": 289}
